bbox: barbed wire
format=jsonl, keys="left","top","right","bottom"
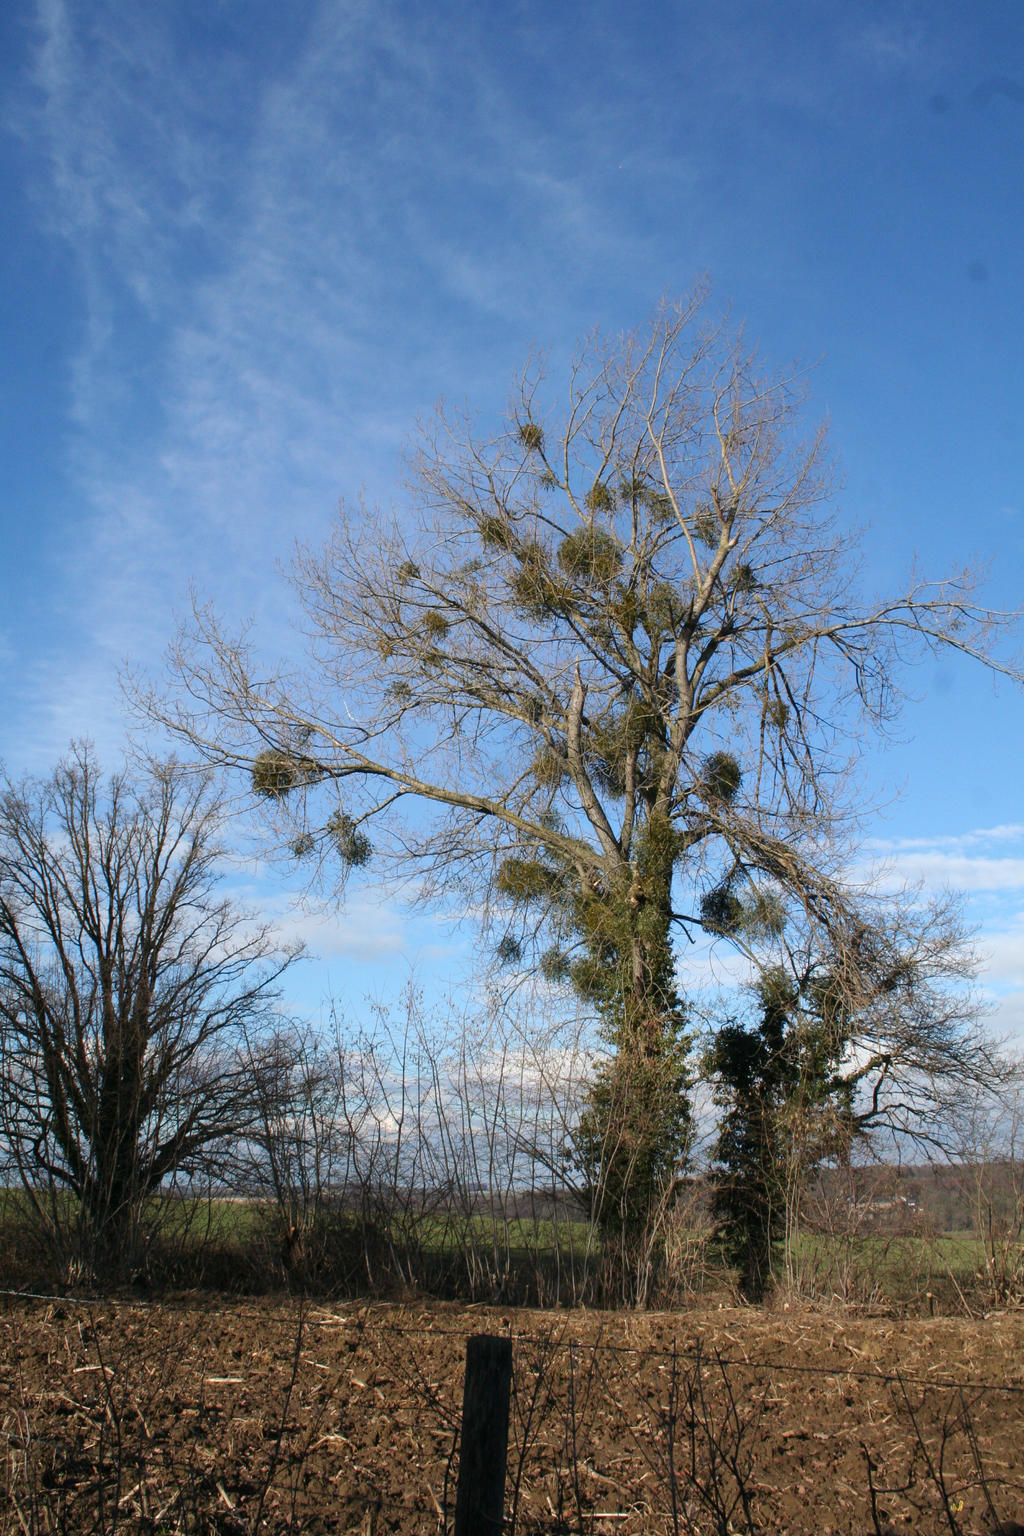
{"left": 3, "top": 1285, "right": 1023, "bottom": 1397}
{"left": 374, "top": 1321, "right": 1024, "bottom": 1397}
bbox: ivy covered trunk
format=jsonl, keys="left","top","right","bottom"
{"left": 708, "top": 968, "right": 858, "bottom": 1302}
{"left": 573, "top": 840, "right": 692, "bottom": 1303}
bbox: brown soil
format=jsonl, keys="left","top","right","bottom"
{"left": 1, "top": 1292, "right": 1022, "bottom": 1534}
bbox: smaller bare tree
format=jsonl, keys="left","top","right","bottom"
{"left": 0, "top": 744, "right": 295, "bottom": 1284}
{"left": 948, "top": 1067, "right": 1024, "bottom": 1307}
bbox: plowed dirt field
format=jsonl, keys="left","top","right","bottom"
{"left": 2, "top": 1293, "right": 1022, "bottom": 1533}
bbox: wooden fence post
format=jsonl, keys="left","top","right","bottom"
{"left": 453, "top": 1333, "right": 513, "bottom": 1536}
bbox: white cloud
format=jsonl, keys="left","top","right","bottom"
{"left": 881, "top": 854, "right": 1024, "bottom": 893}
{"left": 855, "top": 19, "right": 929, "bottom": 74}
{"left": 857, "top": 824, "right": 1024, "bottom": 896}
{"left": 986, "top": 991, "right": 1024, "bottom": 1051}
{"left": 868, "top": 824, "right": 1024, "bottom": 853}
{"left": 675, "top": 934, "right": 754, "bottom": 997}
{"left": 272, "top": 901, "right": 408, "bottom": 962}
{"left": 978, "top": 918, "right": 1024, "bottom": 992}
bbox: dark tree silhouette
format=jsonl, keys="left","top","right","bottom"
{"left": 0, "top": 745, "right": 294, "bottom": 1282}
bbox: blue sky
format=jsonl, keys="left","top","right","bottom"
{"left": 1, "top": 0, "right": 1023, "bottom": 1039}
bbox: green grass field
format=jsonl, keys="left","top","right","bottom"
{"left": 1, "top": 1184, "right": 1017, "bottom": 1310}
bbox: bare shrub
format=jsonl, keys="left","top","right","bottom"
{"left": 237, "top": 987, "right": 604, "bottom": 1304}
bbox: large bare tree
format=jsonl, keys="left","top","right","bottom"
{"left": 147, "top": 292, "right": 1020, "bottom": 1254}
{"left": 0, "top": 744, "right": 295, "bottom": 1282}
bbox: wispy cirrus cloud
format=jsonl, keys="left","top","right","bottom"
{"left": 14, "top": 0, "right": 667, "bottom": 771}
{"left": 8, "top": 0, "right": 1024, "bottom": 1040}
